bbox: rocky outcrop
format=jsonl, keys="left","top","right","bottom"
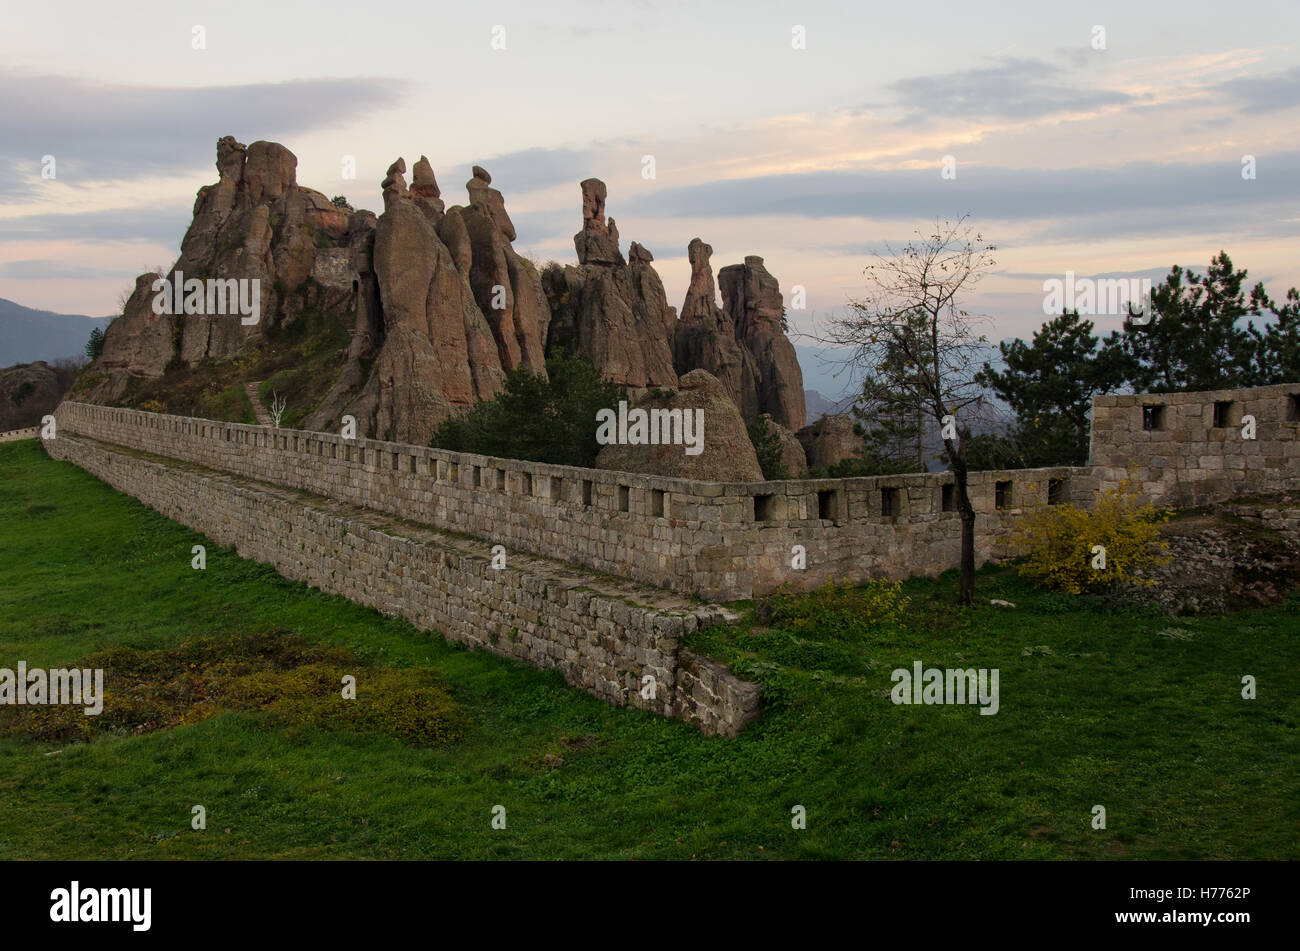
{"left": 84, "top": 136, "right": 355, "bottom": 402}
{"left": 543, "top": 179, "right": 677, "bottom": 392}
{"left": 762, "top": 413, "right": 809, "bottom": 477}
{"left": 360, "top": 157, "right": 506, "bottom": 444}
{"left": 673, "top": 242, "right": 806, "bottom": 431}
{"left": 595, "top": 369, "right": 763, "bottom": 481}
{"left": 717, "top": 255, "right": 806, "bottom": 431}
{"left": 674, "top": 238, "right": 760, "bottom": 418}
{"left": 0, "top": 360, "right": 77, "bottom": 430}
{"left": 78, "top": 136, "right": 807, "bottom": 454}
{"left": 458, "top": 166, "right": 549, "bottom": 376}
{"left": 79, "top": 273, "right": 177, "bottom": 403}
{"left": 796, "top": 414, "right": 864, "bottom": 469}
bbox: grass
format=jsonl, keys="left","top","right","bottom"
{"left": 0, "top": 438, "right": 1296, "bottom": 860}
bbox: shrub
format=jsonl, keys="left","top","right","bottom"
{"left": 747, "top": 416, "right": 789, "bottom": 480}
{"left": 1013, "top": 480, "right": 1171, "bottom": 594}
{"left": 769, "top": 578, "right": 910, "bottom": 640}
{"left": 429, "top": 349, "right": 624, "bottom": 467}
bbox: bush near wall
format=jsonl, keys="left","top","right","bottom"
{"left": 1013, "top": 480, "right": 1171, "bottom": 594}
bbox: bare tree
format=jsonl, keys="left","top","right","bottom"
{"left": 823, "top": 216, "right": 997, "bottom": 605}
{"left": 268, "top": 390, "right": 288, "bottom": 429}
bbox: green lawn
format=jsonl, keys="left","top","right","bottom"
{"left": 0, "top": 438, "right": 1295, "bottom": 859}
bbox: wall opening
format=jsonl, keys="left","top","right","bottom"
{"left": 880, "top": 487, "right": 900, "bottom": 517}
{"left": 495, "top": 468, "right": 505, "bottom": 490}
{"left": 995, "top": 480, "right": 1012, "bottom": 510}
{"left": 472, "top": 466, "right": 481, "bottom": 488}
{"left": 1213, "top": 400, "right": 1234, "bottom": 428}
{"left": 1142, "top": 405, "right": 1165, "bottom": 431}
{"left": 1288, "top": 394, "right": 1300, "bottom": 421}
{"left": 754, "top": 494, "right": 777, "bottom": 522}
{"left": 818, "top": 489, "right": 838, "bottom": 521}
{"left": 941, "top": 483, "right": 956, "bottom": 512}
{"left": 618, "top": 485, "right": 630, "bottom": 512}
{"left": 651, "top": 488, "right": 665, "bottom": 517}
{"left": 582, "top": 479, "right": 593, "bottom": 506}
{"left": 1047, "top": 477, "right": 1067, "bottom": 505}
{"left": 521, "top": 472, "right": 533, "bottom": 496}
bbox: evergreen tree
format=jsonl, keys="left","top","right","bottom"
{"left": 430, "top": 350, "right": 624, "bottom": 467}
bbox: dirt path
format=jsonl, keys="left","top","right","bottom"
{"left": 245, "top": 382, "right": 273, "bottom": 426}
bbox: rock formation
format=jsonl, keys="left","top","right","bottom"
{"left": 717, "top": 256, "right": 806, "bottom": 431}
{"left": 595, "top": 369, "right": 763, "bottom": 482}
{"left": 796, "top": 414, "right": 864, "bottom": 469}
{"left": 542, "top": 179, "right": 678, "bottom": 392}
{"left": 761, "top": 413, "right": 809, "bottom": 477}
{"left": 82, "top": 136, "right": 356, "bottom": 403}
{"left": 79, "top": 137, "right": 808, "bottom": 457}
{"left": 673, "top": 242, "right": 806, "bottom": 432}
{"left": 673, "top": 238, "right": 760, "bottom": 418}
{"left": 457, "top": 166, "right": 549, "bottom": 376}
{"left": 0, "top": 361, "right": 77, "bottom": 431}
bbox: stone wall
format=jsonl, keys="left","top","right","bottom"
{"left": 1090, "top": 383, "right": 1300, "bottom": 506}
{"left": 48, "top": 383, "right": 1300, "bottom": 604}
{"left": 42, "top": 433, "right": 761, "bottom": 737}
{"left": 0, "top": 426, "right": 40, "bottom": 443}
{"left": 51, "top": 402, "right": 1094, "bottom": 599}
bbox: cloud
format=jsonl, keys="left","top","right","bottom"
{"left": 617, "top": 151, "right": 1300, "bottom": 228}
{"left": 0, "top": 71, "right": 406, "bottom": 198}
{"left": 442, "top": 147, "right": 592, "bottom": 196}
{"left": 0, "top": 205, "right": 192, "bottom": 244}
{"left": 1215, "top": 66, "right": 1300, "bottom": 114}
{"left": 0, "top": 260, "right": 130, "bottom": 280}
{"left": 887, "top": 57, "right": 1133, "bottom": 123}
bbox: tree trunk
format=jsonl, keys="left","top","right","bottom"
{"left": 952, "top": 454, "right": 976, "bottom": 606}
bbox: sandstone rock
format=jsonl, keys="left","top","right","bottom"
{"left": 0, "top": 361, "right": 76, "bottom": 430}
{"left": 674, "top": 237, "right": 760, "bottom": 418}
{"left": 573, "top": 178, "right": 624, "bottom": 266}
{"left": 545, "top": 179, "right": 676, "bottom": 391}
{"left": 796, "top": 414, "right": 863, "bottom": 469}
{"left": 761, "top": 413, "right": 808, "bottom": 477}
{"left": 78, "top": 273, "right": 176, "bottom": 402}
{"left": 462, "top": 167, "right": 548, "bottom": 375}
{"left": 595, "top": 369, "right": 762, "bottom": 481}
{"left": 366, "top": 171, "right": 504, "bottom": 442}
{"left": 466, "top": 164, "right": 516, "bottom": 241}
{"left": 718, "top": 255, "right": 806, "bottom": 431}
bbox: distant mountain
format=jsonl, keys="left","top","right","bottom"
{"left": 794, "top": 344, "right": 858, "bottom": 407}
{"left": 0, "top": 298, "right": 113, "bottom": 366}
{"left": 804, "top": 388, "right": 856, "bottom": 423}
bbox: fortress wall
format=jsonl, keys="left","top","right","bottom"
{"left": 53, "top": 384, "right": 1300, "bottom": 601}
{"left": 1090, "top": 383, "right": 1300, "bottom": 505}
{"left": 52, "top": 402, "right": 1093, "bottom": 599}
{"left": 42, "top": 433, "right": 761, "bottom": 737}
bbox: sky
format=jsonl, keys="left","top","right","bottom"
{"left": 2, "top": 0, "right": 1298, "bottom": 391}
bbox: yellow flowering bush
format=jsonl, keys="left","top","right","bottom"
{"left": 1013, "top": 480, "right": 1171, "bottom": 594}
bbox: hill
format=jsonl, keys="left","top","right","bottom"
{"left": 0, "top": 298, "right": 112, "bottom": 365}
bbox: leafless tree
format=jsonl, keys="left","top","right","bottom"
{"left": 268, "top": 390, "right": 288, "bottom": 429}
{"left": 822, "top": 216, "right": 997, "bottom": 605}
